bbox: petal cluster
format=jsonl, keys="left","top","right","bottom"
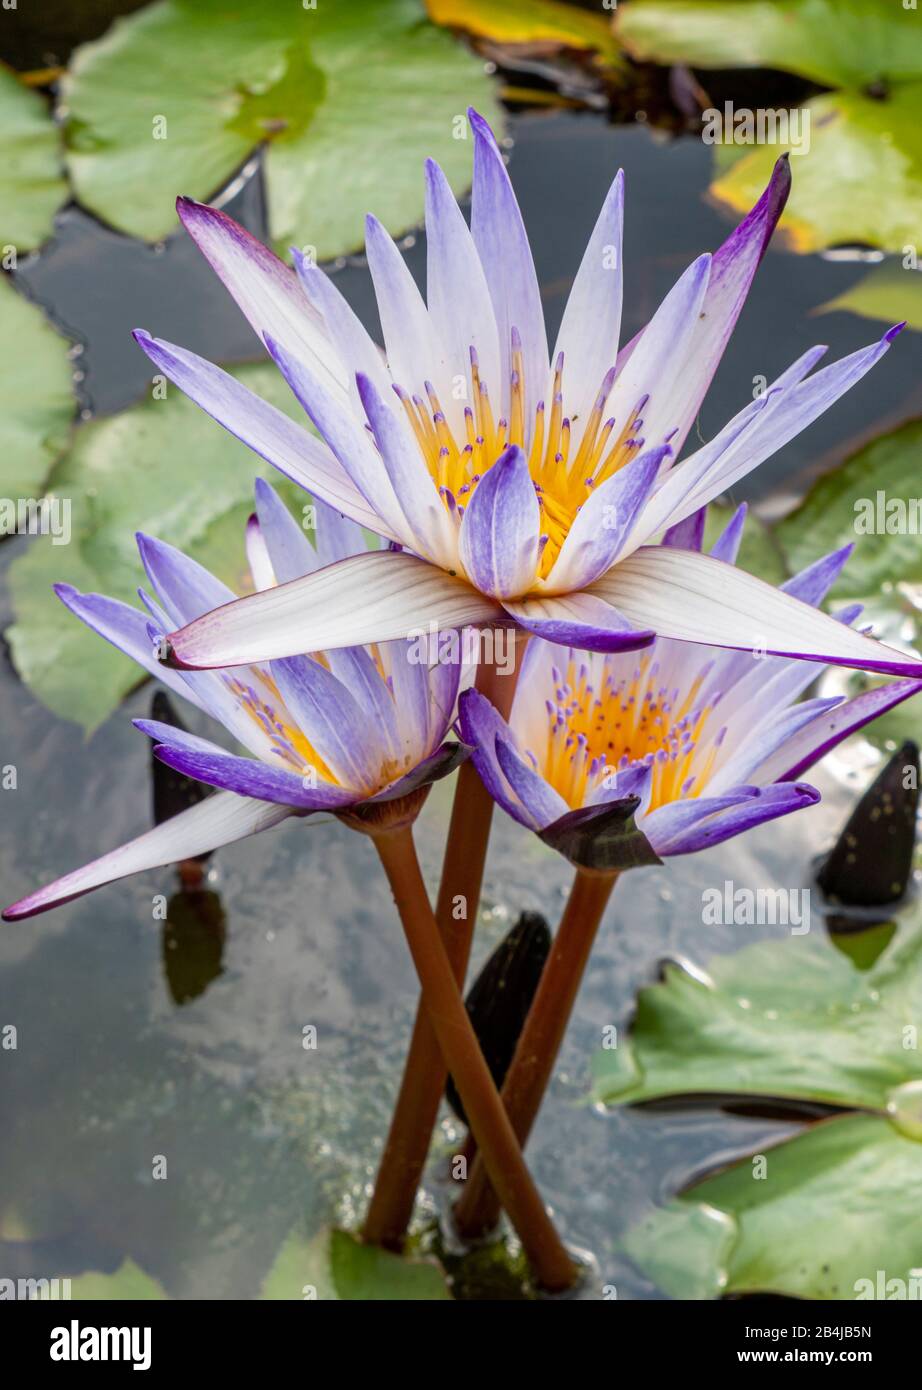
{"left": 459, "top": 507, "right": 922, "bottom": 863}
{"left": 131, "top": 111, "right": 917, "bottom": 682}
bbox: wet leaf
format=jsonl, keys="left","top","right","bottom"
{"left": 592, "top": 909, "right": 922, "bottom": 1110}
{"left": 0, "top": 64, "right": 67, "bottom": 250}
{"left": 62, "top": 0, "right": 501, "bottom": 258}
{"left": 0, "top": 276, "right": 75, "bottom": 501}
{"left": 427, "top": 0, "right": 623, "bottom": 63}
{"left": 615, "top": 0, "right": 922, "bottom": 88}
{"left": 6, "top": 363, "right": 309, "bottom": 733}
{"left": 816, "top": 261, "right": 922, "bottom": 332}
{"left": 261, "top": 1227, "right": 452, "bottom": 1300}
{"left": 625, "top": 1114, "right": 922, "bottom": 1300}
{"left": 709, "top": 88, "right": 922, "bottom": 254}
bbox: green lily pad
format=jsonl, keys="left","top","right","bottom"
{"left": 709, "top": 87, "right": 922, "bottom": 254}
{"left": 626, "top": 1113, "right": 922, "bottom": 1300}
{"left": 66, "top": 1259, "right": 168, "bottom": 1300}
{"left": 592, "top": 914, "right": 922, "bottom": 1110}
{"left": 62, "top": 0, "right": 501, "bottom": 258}
{"left": 816, "top": 261, "right": 922, "bottom": 333}
{"left": 777, "top": 419, "right": 922, "bottom": 605}
{"left": 0, "top": 64, "right": 67, "bottom": 251}
{"left": 261, "top": 1227, "right": 452, "bottom": 1300}
{"left": 6, "top": 363, "right": 309, "bottom": 734}
{"left": 0, "top": 276, "right": 75, "bottom": 502}
{"left": 615, "top": 0, "right": 922, "bottom": 89}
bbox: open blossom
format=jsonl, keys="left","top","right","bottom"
{"left": 134, "top": 110, "right": 917, "bottom": 680}
{"left": 458, "top": 507, "right": 922, "bottom": 868}
{"left": 2, "top": 483, "right": 465, "bottom": 922}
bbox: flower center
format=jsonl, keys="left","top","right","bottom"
{"left": 527, "top": 653, "right": 723, "bottom": 812}
{"left": 394, "top": 336, "right": 645, "bottom": 578}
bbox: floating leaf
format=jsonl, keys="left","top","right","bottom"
{"left": 615, "top": 0, "right": 922, "bottom": 89}
{"left": 427, "top": 0, "right": 623, "bottom": 63}
{"left": 66, "top": 1259, "right": 168, "bottom": 1300}
{"left": 592, "top": 914, "right": 922, "bottom": 1110}
{"left": 709, "top": 88, "right": 922, "bottom": 254}
{"left": 6, "top": 364, "right": 309, "bottom": 733}
{"left": 816, "top": 261, "right": 922, "bottom": 333}
{"left": 776, "top": 419, "right": 922, "bottom": 604}
{"left": 0, "top": 276, "right": 74, "bottom": 501}
{"left": 0, "top": 64, "right": 67, "bottom": 251}
{"left": 261, "top": 1227, "right": 452, "bottom": 1300}
{"left": 62, "top": 0, "right": 501, "bottom": 258}
{"left": 625, "top": 1114, "right": 922, "bottom": 1300}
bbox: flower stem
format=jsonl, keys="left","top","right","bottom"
{"left": 362, "top": 643, "right": 523, "bottom": 1251}
{"left": 453, "top": 867, "right": 618, "bottom": 1240}
{"left": 373, "top": 823, "right": 576, "bottom": 1292}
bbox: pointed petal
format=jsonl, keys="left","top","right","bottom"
{"left": 365, "top": 212, "right": 446, "bottom": 399}
{"left": 136, "top": 532, "right": 235, "bottom": 626}
{"left": 424, "top": 158, "right": 501, "bottom": 394}
{"left": 245, "top": 511, "right": 275, "bottom": 591}
{"left": 165, "top": 551, "right": 503, "bottom": 669}
{"left": 709, "top": 502, "right": 747, "bottom": 563}
{"left": 503, "top": 590, "right": 653, "bottom": 653}
{"left": 263, "top": 334, "right": 406, "bottom": 539}
{"left": 495, "top": 733, "right": 569, "bottom": 828}
{"left": 152, "top": 739, "right": 354, "bottom": 811}
{"left": 132, "top": 331, "right": 392, "bottom": 537}
{"left": 759, "top": 680, "right": 922, "bottom": 784}
{"left": 605, "top": 253, "right": 711, "bottom": 448}
{"left": 647, "top": 782, "right": 819, "bottom": 856}
{"left": 592, "top": 547, "right": 922, "bottom": 675}
{"left": 253, "top": 477, "right": 318, "bottom": 584}
{"left": 547, "top": 444, "right": 669, "bottom": 591}
{"left": 2, "top": 791, "right": 294, "bottom": 921}
{"left": 270, "top": 654, "right": 386, "bottom": 789}
{"left": 355, "top": 372, "right": 455, "bottom": 565}
{"left": 662, "top": 506, "right": 706, "bottom": 552}
{"left": 175, "top": 198, "right": 344, "bottom": 395}
{"left": 552, "top": 169, "right": 624, "bottom": 431}
{"left": 458, "top": 445, "right": 540, "bottom": 598}
{"left": 53, "top": 583, "right": 209, "bottom": 713}
{"left": 292, "top": 250, "right": 390, "bottom": 408}
{"left": 457, "top": 686, "right": 531, "bottom": 826}
{"left": 469, "top": 108, "right": 547, "bottom": 431}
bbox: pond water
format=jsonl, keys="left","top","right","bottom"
{"left": 1, "top": 71, "right": 918, "bottom": 1297}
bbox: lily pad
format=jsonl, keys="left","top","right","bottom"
{"left": 0, "top": 64, "right": 67, "bottom": 251}
{"left": 615, "top": 0, "right": 922, "bottom": 89}
{"left": 625, "top": 1113, "right": 922, "bottom": 1300}
{"left": 62, "top": 0, "right": 502, "bottom": 258}
{"left": 66, "top": 1259, "right": 168, "bottom": 1300}
{"left": 0, "top": 276, "right": 75, "bottom": 502}
{"left": 6, "top": 363, "right": 309, "bottom": 734}
{"left": 426, "top": 0, "right": 623, "bottom": 63}
{"left": 709, "top": 87, "right": 922, "bottom": 254}
{"left": 777, "top": 419, "right": 922, "bottom": 605}
{"left": 592, "top": 919, "right": 922, "bottom": 1111}
{"left": 261, "top": 1227, "right": 452, "bottom": 1300}
{"left": 816, "top": 261, "right": 922, "bottom": 333}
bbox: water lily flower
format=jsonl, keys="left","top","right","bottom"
{"left": 133, "top": 111, "right": 916, "bottom": 680}
{"left": 458, "top": 506, "right": 922, "bottom": 869}
{"left": 2, "top": 483, "right": 466, "bottom": 921}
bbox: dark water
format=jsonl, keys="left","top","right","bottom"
{"left": 1, "top": 79, "right": 918, "bottom": 1296}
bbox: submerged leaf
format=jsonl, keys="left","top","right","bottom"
{"left": 261, "top": 1227, "right": 451, "bottom": 1300}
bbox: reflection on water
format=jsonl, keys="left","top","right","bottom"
{"left": 1, "top": 101, "right": 916, "bottom": 1298}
